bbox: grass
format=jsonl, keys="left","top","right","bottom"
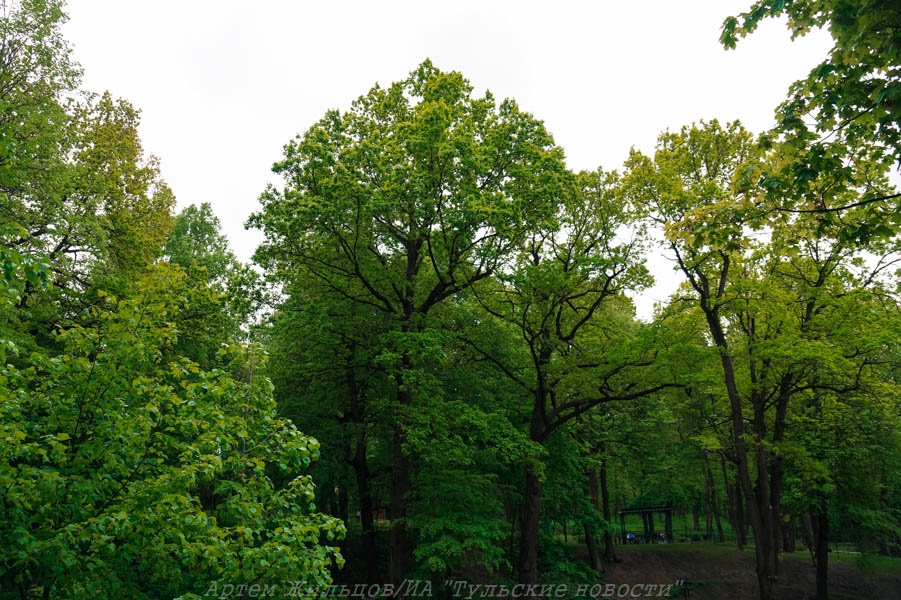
{"left": 559, "top": 533, "right": 901, "bottom": 575}
{"left": 590, "top": 541, "right": 901, "bottom": 599}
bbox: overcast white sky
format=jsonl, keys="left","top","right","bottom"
{"left": 62, "top": 1, "right": 832, "bottom": 318}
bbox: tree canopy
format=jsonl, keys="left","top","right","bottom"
{"left": 722, "top": 0, "right": 900, "bottom": 221}
{"left": 2, "top": 2, "right": 900, "bottom": 599}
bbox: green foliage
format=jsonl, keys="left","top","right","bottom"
{"left": 165, "top": 203, "right": 236, "bottom": 284}
{"left": 249, "top": 59, "right": 568, "bottom": 319}
{"left": 629, "top": 117, "right": 901, "bottom": 589}
{"left": 406, "top": 394, "right": 537, "bottom": 578}
{"left": 0, "top": 0, "right": 80, "bottom": 174}
{"left": 1, "top": 224, "right": 50, "bottom": 304}
{"left": 251, "top": 60, "right": 572, "bottom": 581}
{"left": 0, "top": 266, "right": 343, "bottom": 599}
{"left": 722, "top": 0, "right": 900, "bottom": 221}
{"left": 2, "top": 1, "right": 175, "bottom": 348}
{"left": 4, "top": 0, "right": 899, "bottom": 589}
{"left": 163, "top": 203, "right": 266, "bottom": 364}
{"left": 71, "top": 92, "right": 175, "bottom": 280}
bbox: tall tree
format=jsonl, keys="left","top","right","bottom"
{"left": 249, "top": 60, "right": 568, "bottom": 588}
{"left": 266, "top": 281, "right": 394, "bottom": 583}
{"left": 627, "top": 118, "right": 901, "bottom": 600}
{"left": 2, "top": 1, "right": 175, "bottom": 345}
{"left": 625, "top": 120, "right": 782, "bottom": 599}
{"left": 465, "top": 168, "right": 671, "bottom": 586}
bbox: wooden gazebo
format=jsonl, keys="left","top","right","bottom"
{"left": 618, "top": 504, "right": 673, "bottom": 544}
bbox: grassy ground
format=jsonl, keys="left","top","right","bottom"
{"left": 570, "top": 541, "right": 901, "bottom": 600}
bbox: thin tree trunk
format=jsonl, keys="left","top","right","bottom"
{"left": 703, "top": 303, "right": 774, "bottom": 600}
{"left": 813, "top": 509, "right": 829, "bottom": 600}
{"left": 600, "top": 456, "right": 618, "bottom": 563}
{"left": 802, "top": 513, "right": 816, "bottom": 560}
{"left": 585, "top": 467, "right": 603, "bottom": 571}
{"left": 352, "top": 439, "right": 379, "bottom": 584}
{"left": 721, "top": 454, "right": 744, "bottom": 550}
{"left": 705, "top": 501, "right": 713, "bottom": 541}
{"left": 389, "top": 420, "right": 410, "bottom": 590}
{"left": 338, "top": 484, "right": 349, "bottom": 530}
{"left": 736, "top": 472, "right": 747, "bottom": 548}
{"left": 519, "top": 462, "right": 542, "bottom": 587}
{"left": 642, "top": 512, "right": 650, "bottom": 543}
{"left": 705, "top": 457, "right": 725, "bottom": 542}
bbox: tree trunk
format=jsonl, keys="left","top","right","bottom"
{"left": 346, "top": 355, "right": 379, "bottom": 583}
{"left": 753, "top": 408, "right": 780, "bottom": 590}
{"left": 585, "top": 467, "right": 603, "bottom": 571}
{"left": 584, "top": 524, "right": 603, "bottom": 572}
{"left": 813, "top": 509, "right": 829, "bottom": 600}
{"left": 705, "top": 503, "right": 713, "bottom": 541}
{"left": 705, "top": 458, "right": 725, "bottom": 542}
{"left": 600, "top": 457, "right": 618, "bottom": 563}
{"left": 519, "top": 462, "right": 542, "bottom": 587}
{"left": 735, "top": 472, "right": 747, "bottom": 548}
{"left": 389, "top": 334, "right": 416, "bottom": 596}
{"left": 782, "top": 515, "right": 796, "bottom": 553}
{"left": 721, "top": 454, "right": 745, "bottom": 550}
{"left": 802, "top": 513, "right": 816, "bottom": 559}
{"left": 520, "top": 375, "right": 550, "bottom": 591}
{"left": 389, "top": 420, "right": 410, "bottom": 591}
{"left": 642, "top": 512, "right": 650, "bottom": 543}
{"left": 352, "top": 438, "right": 379, "bottom": 584}
{"left": 702, "top": 304, "right": 774, "bottom": 600}
{"left": 752, "top": 419, "right": 778, "bottom": 600}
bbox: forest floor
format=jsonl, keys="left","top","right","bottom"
{"left": 591, "top": 542, "right": 901, "bottom": 600}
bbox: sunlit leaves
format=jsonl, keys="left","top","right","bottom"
{"left": 250, "top": 60, "right": 568, "bottom": 319}
{"left": 722, "top": 0, "right": 901, "bottom": 221}
{"left": 0, "top": 266, "right": 343, "bottom": 598}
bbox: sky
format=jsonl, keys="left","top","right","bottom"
{"left": 62, "top": 1, "right": 833, "bottom": 319}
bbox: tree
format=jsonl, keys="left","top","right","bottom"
{"left": 266, "top": 281, "right": 395, "bottom": 584}
{"left": 163, "top": 203, "right": 263, "bottom": 366}
{"left": 0, "top": 0, "right": 79, "bottom": 183}
{"left": 627, "top": 118, "right": 901, "bottom": 600}
{"left": 249, "top": 60, "right": 569, "bottom": 588}
{"left": 71, "top": 92, "right": 174, "bottom": 285}
{"left": 625, "top": 120, "right": 783, "bottom": 599}
{"left": 722, "top": 0, "right": 901, "bottom": 221}
{"left": 2, "top": 1, "right": 175, "bottom": 346}
{"left": 0, "top": 265, "right": 344, "bottom": 599}
{"left": 164, "top": 203, "right": 237, "bottom": 286}
{"left": 1, "top": 0, "right": 77, "bottom": 347}
{"left": 464, "top": 168, "right": 672, "bottom": 586}
{"left": 3, "top": 89, "right": 175, "bottom": 349}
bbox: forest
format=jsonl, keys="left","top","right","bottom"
{"left": 1, "top": 1, "right": 899, "bottom": 599}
